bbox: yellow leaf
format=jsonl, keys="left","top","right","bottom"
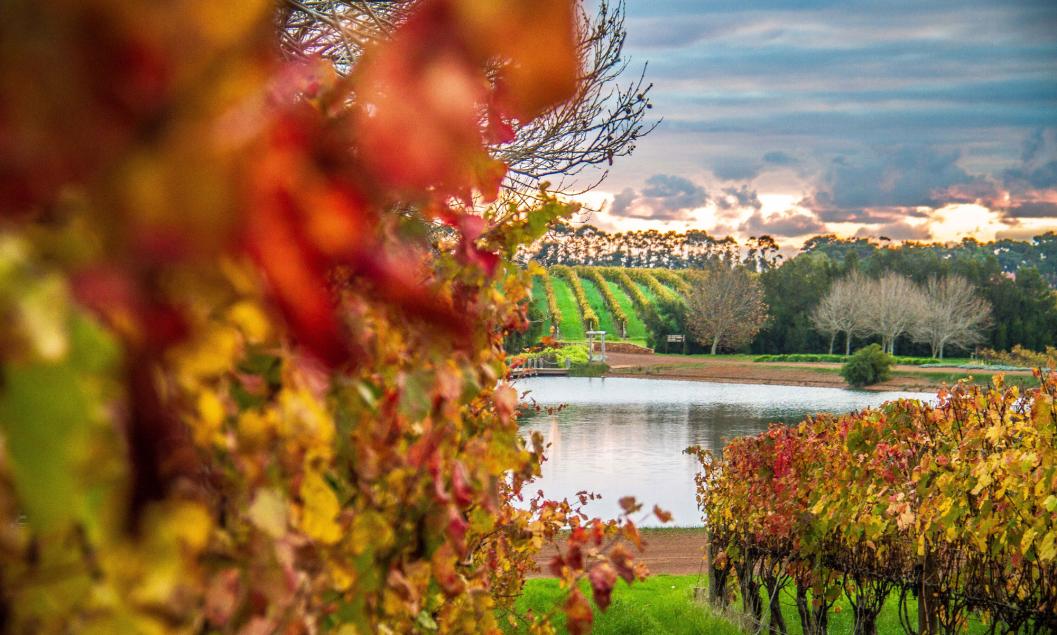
{"left": 194, "top": 390, "right": 225, "bottom": 446}
{"left": 1044, "top": 495, "right": 1057, "bottom": 512}
{"left": 226, "top": 301, "right": 270, "bottom": 344}
{"left": 1038, "top": 531, "right": 1056, "bottom": 562}
{"left": 1021, "top": 527, "right": 1038, "bottom": 554}
{"left": 248, "top": 488, "right": 288, "bottom": 538}
{"left": 300, "top": 471, "right": 342, "bottom": 544}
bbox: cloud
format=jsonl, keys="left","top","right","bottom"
{"left": 814, "top": 208, "right": 906, "bottom": 224}
{"left": 740, "top": 209, "right": 826, "bottom": 237}
{"left": 762, "top": 151, "right": 799, "bottom": 166}
{"left": 1004, "top": 127, "right": 1057, "bottom": 190}
{"left": 807, "top": 147, "right": 974, "bottom": 212}
{"left": 716, "top": 185, "right": 762, "bottom": 211}
{"left": 1006, "top": 201, "right": 1057, "bottom": 218}
{"left": 610, "top": 187, "right": 638, "bottom": 216}
{"left": 854, "top": 222, "right": 932, "bottom": 241}
{"left": 711, "top": 160, "right": 761, "bottom": 181}
{"left": 608, "top": 174, "right": 709, "bottom": 220}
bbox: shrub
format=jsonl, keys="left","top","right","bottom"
{"left": 840, "top": 344, "right": 893, "bottom": 386}
{"left": 754, "top": 353, "right": 941, "bottom": 365}
{"left": 978, "top": 344, "right": 1057, "bottom": 368}
{"left": 515, "top": 344, "right": 589, "bottom": 366}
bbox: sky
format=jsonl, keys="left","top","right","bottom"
{"left": 577, "top": 0, "right": 1057, "bottom": 247}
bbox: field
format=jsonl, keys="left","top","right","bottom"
{"left": 533, "top": 266, "right": 688, "bottom": 344}
{"left": 511, "top": 575, "right": 992, "bottom": 635}
{"left": 605, "top": 350, "right": 1038, "bottom": 392}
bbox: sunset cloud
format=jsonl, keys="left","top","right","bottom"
{"left": 593, "top": 0, "right": 1057, "bottom": 244}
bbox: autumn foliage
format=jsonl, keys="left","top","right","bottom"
{"left": 689, "top": 373, "right": 1057, "bottom": 633}
{"left": 0, "top": 0, "right": 657, "bottom": 632}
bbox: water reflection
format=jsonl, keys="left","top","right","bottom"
{"left": 517, "top": 377, "right": 932, "bottom": 527}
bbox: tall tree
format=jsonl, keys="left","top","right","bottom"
{"left": 686, "top": 267, "right": 769, "bottom": 354}
{"left": 277, "top": 0, "right": 656, "bottom": 197}
{"left": 911, "top": 275, "right": 992, "bottom": 358}
{"left": 857, "top": 272, "right": 926, "bottom": 355}
{"left": 812, "top": 271, "right": 869, "bottom": 355}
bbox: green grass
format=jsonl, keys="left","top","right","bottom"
{"left": 511, "top": 575, "right": 995, "bottom": 635}
{"left": 581, "top": 276, "right": 620, "bottom": 337}
{"left": 635, "top": 281, "right": 659, "bottom": 304}
{"left": 507, "top": 575, "right": 742, "bottom": 635}
{"left": 550, "top": 276, "right": 586, "bottom": 340}
{"left": 603, "top": 279, "right": 648, "bottom": 341}
{"left": 531, "top": 275, "right": 553, "bottom": 335}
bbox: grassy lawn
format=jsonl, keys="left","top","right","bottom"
{"left": 510, "top": 575, "right": 994, "bottom": 635}
{"left": 506, "top": 575, "right": 742, "bottom": 635}
{"left": 603, "top": 279, "right": 648, "bottom": 341}
{"left": 550, "top": 276, "right": 586, "bottom": 340}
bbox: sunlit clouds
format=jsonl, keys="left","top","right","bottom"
{"left": 584, "top": 0, "right": 1057, "bottom": 246}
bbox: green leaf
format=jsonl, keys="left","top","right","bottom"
{"left": 0, "top": 313, "right": 118, "bottom": 533}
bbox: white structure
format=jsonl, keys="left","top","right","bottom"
{"left": 585, "top": 330, "right": 607, "bottom": 363}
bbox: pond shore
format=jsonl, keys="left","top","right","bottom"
{"left": 603, "top": 351, "right": 1034, "bottom": 393}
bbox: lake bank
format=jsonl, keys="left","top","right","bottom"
{"left": 603, "top": 351, "right": 1035, "bottom": 392}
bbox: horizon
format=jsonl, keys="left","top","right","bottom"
{"left": 574, "top": 0, "right": 1057, "bottom": 248}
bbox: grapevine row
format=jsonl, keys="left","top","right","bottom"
{"left": 603, "top": 267, "right": 656, "bottom": 322}
{"left": 688, "top": 373, "right": 1057, "bottom": 634}
{"left": 552, "top": 265, "right": 599, "bottom": 331}
{"left": 578, "top": 266, "right": 628, "bottom": 336}
{"left": 627, "top": 268, "right": 681, "bottom": 304}
{"left": 538, "top": 268, "right": 562, "bottom": 337}
{"left": 650, "top": 268, "right": 692, "bottom": 295}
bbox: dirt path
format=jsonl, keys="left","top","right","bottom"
{"left": 533, "top": 529, "right": 710, "bottom": 577}
{"left": 602, "top": 352, "right": 1031, "bottom": 392}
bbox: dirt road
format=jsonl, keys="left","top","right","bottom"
{"left": 533, "top": 528, "right": 710, "bottom": 577}
{"left": 602, "top": 352, "right": 1029, "bottom": 392}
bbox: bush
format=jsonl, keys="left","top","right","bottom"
{"left": 840, "top": 344, "right": 893, "bottom": 386}
{"left": 978, "top": 344, "right": 1057, "bottom": 368}
{"left": 754, "top": 353, "right": 941, "bottom": 365}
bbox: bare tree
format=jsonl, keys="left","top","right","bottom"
{"left": 686, "top": 267, "right": 769, "bottom": 355}
{"left": 856, "top": 272, "right": 926, "bottom": 356}
{"left": 911, "top": 275, "right": 992, "bottom": 358}
{"left": 276, "top": 0, "right": 656, "bottom": 198}
{"left": 812, "top": 271, "right": 869, "bottom": 355}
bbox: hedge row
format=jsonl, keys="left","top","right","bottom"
{"left": 578, "top": 267, "right": 628, "bottom": 333}
{"left": 604, "top": 268, "right": 652, "bottom": 315}
{"left": 627, "top": 268, "right": 681, "bottom": 303}
{"left": 753, "top": 353, "right": 944, "bottom": 365}
{"left": 689, "top": 375, "right": 1057, "bottom": 633}
{"left": 539, "top": 268, "right": 562, "bottom": 336}
{"left": 650, "top": 268, "right": 692, "bottom": 295}
{"left": 552, "top": 265, "right": 598, "bottom": 331}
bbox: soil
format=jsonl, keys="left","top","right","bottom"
{"left": 602, "top": 351, "right": 1032, "bottom": 392}
{"left": 533, "top": 528, "right": 710, "bottom": 577}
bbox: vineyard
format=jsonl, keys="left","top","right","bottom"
{"left": 532, "top": 266, "right": 692, "bottom": 344}
{"left": 688, "top": 372, "right": 1057, "bottom": 634}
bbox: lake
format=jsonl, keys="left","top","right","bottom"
{"left": 516, "top": 377, "right": 933, "bottom": 526}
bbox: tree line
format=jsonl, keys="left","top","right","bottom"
{"left": 812, "top": 272, "right": 991, "bottom": 358}
{"left": 531, "top": 229, "right": 1057, "bottom": 355}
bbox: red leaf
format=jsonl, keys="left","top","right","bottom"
{"left": 589, "top": 563, "right": 618, "bottom": 611}
{"left": 564, "top": 588, "right": 594, "bottom": 635}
